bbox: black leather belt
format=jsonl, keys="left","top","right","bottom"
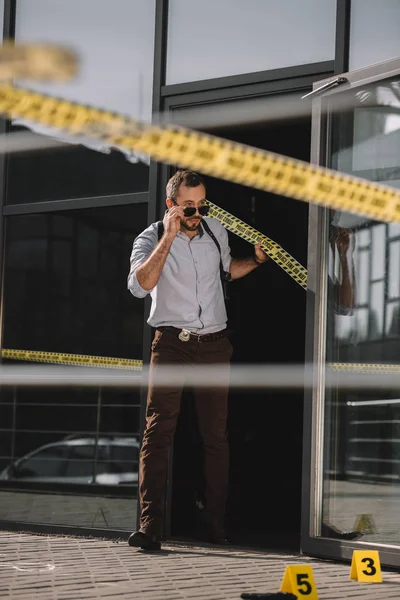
{"left": 158, "top": 326, "right": 227, "bottom": 343}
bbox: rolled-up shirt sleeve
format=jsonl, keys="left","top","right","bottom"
{"left": 127, "top": 225, "right": 157, "bottom": 298}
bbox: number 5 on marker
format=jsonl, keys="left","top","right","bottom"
{"left": 279, "top": 565, "right": 318, "bottom": 599}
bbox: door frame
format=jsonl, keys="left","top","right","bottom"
{"left": 155, "top": 64, "right": 334, "bottom": 539}
{"left": 302, "top": 56, "right": 400, "bottom": 566}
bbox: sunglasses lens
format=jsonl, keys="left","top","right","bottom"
{"left": 183, "top": 207, "right": 196, "bottom": 217}
{"left": 199, "top": 206, "right": 209, "bottom": 216}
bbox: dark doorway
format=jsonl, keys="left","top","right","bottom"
{"left": 169, "top": 115, "right": 310, "bottom": 552}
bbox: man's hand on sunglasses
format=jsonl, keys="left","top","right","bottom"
{"left": 164, "top": 205, "right": 184, "bottom": 236}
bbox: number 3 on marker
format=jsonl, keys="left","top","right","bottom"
{"left": 361, "top": 557, "right": 377, "bottom": 577}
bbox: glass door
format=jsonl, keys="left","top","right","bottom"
{"left": 303, "top": 57, "right": 400, "bottom": 567}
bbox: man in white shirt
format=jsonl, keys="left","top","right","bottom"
{"left": 127, "top": 170, "right": 269, "bottom": 550}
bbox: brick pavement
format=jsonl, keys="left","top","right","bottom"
{"left": 1, "top": 531, "right": 400, "bottom": 599}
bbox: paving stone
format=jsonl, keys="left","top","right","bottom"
{"left": 1, "top": 531, "right": 400, "bottom": 599}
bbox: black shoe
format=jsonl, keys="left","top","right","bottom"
{"left": 128, "top": 530, "right": 161, "bottom": 551}
{"left": 322, "top": 523, "right": 363, "bottom": 541}
{"left": 208, "top": 531, "right": 230, "bottom": 545}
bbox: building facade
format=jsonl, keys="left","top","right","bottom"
{"left": 0, "top": 0, "right": 400, "bottom": 568}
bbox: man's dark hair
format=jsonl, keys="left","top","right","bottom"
{"left": 166, "top": 170, "right": 205, "bottom": 200}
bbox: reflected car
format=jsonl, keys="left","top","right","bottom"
{"left": 0, "top": 435, "right": 140, "bottom": 485}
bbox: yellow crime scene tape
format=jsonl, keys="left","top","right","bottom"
{"left": 0, "top": 84, "right": 398, "bottom": 227}
{"left": 328, "top": 362, "right": 400, "bottom": 375}
{"left": 0, "top": 42, "right": 78, "bottom": 81}
{"left": 2, "top": 349, "right": 400, "bottom": 377}
{"left": 1, "top": 349, "right": 143, "bottom": 370}
{"left": 207, "top": 200, "right": 307, "bottom": 288}
{"left": 0, "top": 62, "right": 308, "bottom": 288}
{"left": 0, "top": 49, "right": 397, "bottom": 380}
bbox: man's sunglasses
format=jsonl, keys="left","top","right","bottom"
{"left": 171, "top": 199, "right": 210, "bottom": 217}
{"left": 183, "top": 205, "right": 210, "bottom": 217}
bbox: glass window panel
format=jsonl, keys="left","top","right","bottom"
{"left": 15, "top": 404, "right": 98, "bottom": 435}
{"left": 8, "top": 0, "right": 156, "bottom": 203}
{"left": 386, "top": 301, "right": 400, "bottom": 336}
{"left": 0, "top": 489, "right": 136, "bottom": 529}
{"left": 370, "top": 281, "right": 385, "bottom": 338}
{"left": 95, "top": 440, "right": 139, "bottom": 485}
{"left": 6, "top": 140, "right": 150, "bottom": 204}
{"left": 349, "top": 0, "right": 400, "bottom": 71}
{"left": 3, "top": 203, "right": 147, "bottom": 359}
{"left": 352, "top": 106, "right": 400, "bottom": 173}
{"left": 357, "top": 250, "right": 369, "bottom": 305}
{"left": 0, "top": 405, "right": 15, "bottom": 429}
{"left": 100, "top": 406, "right": 140, "bottom": 432}
{"left": 0, "top": 431, "right": 13, "bottom": 464}
{"left": 64, "top": 460, "right": 94, "bottom": 479}
{"left": 357, "top": 228, "right": 370, "bottom": 248}
{"left": 371, "top": 224, "right": 386, "bottom": 280}
{"left": 0, "top": 1, "right": 4, "bottom": 39}
{"left": 15, "top": 0, "right": 155, "bottom": 121}
{"left": 112, "top": 444, "right": 139, "bottom": 464}
{"left": 64, "top": 446, "right": 96, "bottom": 479}
{"left": 389, "top": 223, "right": 400, "bottom": 238}
{"left": 13, "top": 387, "right": 98, "bottom": 406}
{"left": 166, "top": 0, "right": 336, "bottom": 85}
{"left": 389, "top": 241, "right": 400, "bottom": 299}
{"left": 0, "top": 202, "right": 146, "bottom": 529}
{"left": 0, "top": 388, "right": 15, "bottom": 405}
{"left": 0, "top": 389, "right": 141, "bottom": 527}
{"left": 321, "top": 76, "right": 400, "bottom": 546}
{"left": 336, "top": 313, "right": 353, "bottom": 341}
{"left": 355, "top": 307, "right": 369, "bottom": 341}
{"left": 12, "top": 432, "right": 70, "bottom": 462}
{"left": 0, "top": 0, "right": 4, "bottom": 163}
{"left": 15, "top": 446, "right": 69, "bottom": 478}
{"left": 102, "top": 389, "right": 141, "bottom": 408}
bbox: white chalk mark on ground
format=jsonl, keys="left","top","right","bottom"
{"left": 0, "top": 561, "right": 56, "bottom": 573}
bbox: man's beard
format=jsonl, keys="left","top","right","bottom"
{"left": 181, "top": 218, "right": 200, "bottom": 231}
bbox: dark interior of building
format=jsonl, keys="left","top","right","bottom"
{"left": 169, "top": 115, "right": 311, "bottom": 551}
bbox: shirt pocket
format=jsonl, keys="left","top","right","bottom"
{"left": 201, "top": 240, "right": 221, "bottom": 275}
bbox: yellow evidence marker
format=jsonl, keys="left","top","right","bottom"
{"left": 279, "top": 564, "right": 318, "bottom": 599}
{"left": 350, "top": 550, "right": 382, "bottom": 583}
{"left": 353, "top": 513, "right": 378, "bottom": 535}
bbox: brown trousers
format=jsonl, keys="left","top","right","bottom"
{"left": 139, "top": 327, "right": 233, "bottom": 538}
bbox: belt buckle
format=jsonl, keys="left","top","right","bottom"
{"left": 178, "top": 328, "right": 191, "bottom": 342}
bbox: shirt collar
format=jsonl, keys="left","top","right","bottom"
{"left": 177, "top": 223, "right": 204, "bottom": 239}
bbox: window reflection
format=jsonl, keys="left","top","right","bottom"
{"left": 322, "top": 76, "right": 400, "bottom": 543}
{"left": 326, "top": 220, "right": 400, "bottom": 344}
{"left": 8, "top": 0, "right": 156, "bottom": 204}
{"left": 3, "top": 204, "right": 146, "bottom": 359}
{"left": 6, "top": 130, "right": 150, "bottom": 204}
{"left": 0, "top": 436, "right": 139, "bottom": 485}
{"left": 0, "top": 204, "right": 146, "bottom": 529}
